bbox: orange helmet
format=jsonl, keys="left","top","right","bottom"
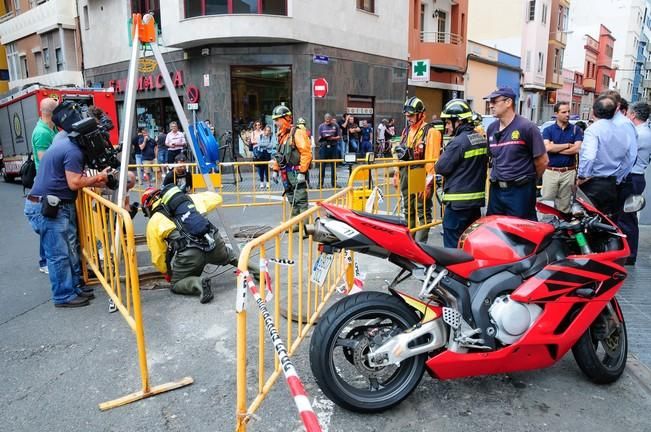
{"left": 141, "top": 187, "right": 161, "bottom": 216}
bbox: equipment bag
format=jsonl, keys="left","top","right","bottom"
{"left": 20, "top": 153, "right": 37, "bottom": 190}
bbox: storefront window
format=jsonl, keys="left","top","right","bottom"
{"left": 184, "top": 0, "right": 286, "bottom": 17}
{"left": 134, "top": 98, "right": 184, "bottom": 136}
{"left": 231, "top": 65, "right": 291, "bottom": 133}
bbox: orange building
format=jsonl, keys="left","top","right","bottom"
{"left": 407, "top": 0, "right": 468, "bottom": 116}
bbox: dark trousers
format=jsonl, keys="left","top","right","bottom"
{"left": 579, "top": 176, "right": 618, "bottom": 216}
{"left": 167, "top": 149, "right": 183, "bottom": 164}
{"left": 487, "top": 181, "right": 538, "bottom": 221}
{"left": 318, "top": 144, "right": 338, "bottom": 187}
{"left": 443, "top": 206, "right": 481, "bottom": 248}
{"left": 617, "top": 173, "right": 646, "bottom": 259}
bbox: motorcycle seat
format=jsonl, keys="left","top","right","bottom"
{"left": 352, "top": 210, "right": 407, "bottom": 226}
{"left": 418, "top": 243, "right": 474, "bottom": 266}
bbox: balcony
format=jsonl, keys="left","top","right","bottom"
{"left": 583, "top": 78, "right": 596, "bottom": 91}
{"left": 420, "top": 31, "right": 463, "bottom": 45}
{"left": 549, "top": 31, "right": 567, "bottom": 46}
{"left": 410, "top": 31, "right": 466, "bottom": 72}
{"left": 0, "top": 0, "right": 77, "bottom": 45}
{"left": 8, "top": 70, "right": 84, "bottom": 90}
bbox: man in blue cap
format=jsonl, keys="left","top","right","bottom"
{"left": 484, "top": 87, "right": 548, "bottom": 221}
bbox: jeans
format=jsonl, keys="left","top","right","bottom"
{"left": 442, "top": 206, "right": 481, "bottom": 248}
{"left": 256, "top": 164, "right": 269, "bottom": 183}
{"left": 338, "top": 139, "right": 346, "bottom": 158}
{"left": 617, "top": 173, "right": 646, "bottom": 259}
{"left": 39, "top": 239, "right": 46, "bottom": 268}
{"left": 24, "top": 200, "right": 82, "bottom": 304}
{"left": 135, "top": 154, "right": 143, "bottom": 181}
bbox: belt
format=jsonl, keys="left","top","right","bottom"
{"left": 26, "top": 195, "right": 74, "bottom": 204}
{"left": 490, "top": 177, "right": 534, "bottom": 189}
{"left": 547, "top": 165, "right": 576, "bottom": 172}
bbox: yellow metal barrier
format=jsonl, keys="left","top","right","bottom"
{"left": 347, "top": 159, "right": 443, "bottom": 233}
{"left": 235, "top": 187, "right": 352, "bottom": 431}
{"left": 75, "top": 188, "right": 193, "bottom": 410}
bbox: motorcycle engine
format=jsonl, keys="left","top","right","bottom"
{"left": 488, "top": 295, "right": 543, "bottom": 345}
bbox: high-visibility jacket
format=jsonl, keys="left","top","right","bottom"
{"left": 435, "top": 123, "right": 488, "bottom": 210}
{"left": 272, "top": 126, "right": 312, "bottom": 173}
{"left": 146, "top": 191, "right": 223, "bottom": 274}
{"left": 404, "top": 118, "right": 442, "bottom": 175}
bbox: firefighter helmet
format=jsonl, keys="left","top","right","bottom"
{"left": 272, "top": 105, "right": 292, "bottom": 120}
{"left": 440, "top": 99, "right": 473, "bottom": 121}
{"left": 403, "top": 97, "right": 425, "bottom": 114}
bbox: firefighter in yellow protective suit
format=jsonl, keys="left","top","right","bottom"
{"left": 270, "top": 105, "right": 313, "bottom": 218}
{"left": 142, "top": 187, "right": 258, "bottom": 303}
{"left": 393, "top": 97, "right": 443, "bottom": 242}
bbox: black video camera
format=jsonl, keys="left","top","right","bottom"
{"left": 53, "top": 101, "right": 120, "bottom": 189}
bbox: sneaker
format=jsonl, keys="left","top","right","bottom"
{"left": 625, "top": 257, "right": 636, "bottom": 266}
{"left": 259, "top": 182, "right": 265, "bottom": 189}
{"left": 39, "top": 266, "right": 49, "bottom": 274}
{"left": 200, "top": 278, "right": 214, "bottom": 304}
{"left": 54, "top": 296, "right": 90, "bottom": 308}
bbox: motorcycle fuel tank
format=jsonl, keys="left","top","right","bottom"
{"left": 449, "top": 216, "right": 555, "bottom": 276}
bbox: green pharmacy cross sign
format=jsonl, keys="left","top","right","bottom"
{"left": 411, "top": 59, "right": 430, "bottom": 82}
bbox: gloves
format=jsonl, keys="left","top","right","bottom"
{"left": 129, "top": 202, "right": 140, "bottom": 219}
{"left": 272, "top": 171, "right": 279, "bottom": 184}
{"left": 296, "top": 173, "right": 306, "bottom": 184}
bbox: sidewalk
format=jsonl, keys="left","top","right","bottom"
{"left": 1, "top": 181, "right": 650, "bottom": 432}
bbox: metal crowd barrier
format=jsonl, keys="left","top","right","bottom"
{"left": 346, "top": 159, "right": 443, "bottom": 233}
{"left": 75, "top": 188, "right": 193, "bottom": 410}
{"left": 235, "top": 187, "right": 353, "bottom": 431}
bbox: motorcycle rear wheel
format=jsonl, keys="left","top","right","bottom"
{"left": 309, "top": 291, "right": 426, "bottom": 413}
{"left": 572, "top": 297, "right": 627, "bottom": 384}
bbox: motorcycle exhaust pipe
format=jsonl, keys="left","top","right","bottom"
{"left": 304, "top": 218, "right": 338, "bottom": 244}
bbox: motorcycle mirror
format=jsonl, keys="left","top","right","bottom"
{"left": 624, "top": 194, "right": 646, "bottom": 213}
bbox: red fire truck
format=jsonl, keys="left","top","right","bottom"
{"left": 0, "top": 85, "right": 118, "bottom": 182}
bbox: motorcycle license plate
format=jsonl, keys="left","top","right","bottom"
{"left": 311, "top": 253, "right": 334, "bottom": 287}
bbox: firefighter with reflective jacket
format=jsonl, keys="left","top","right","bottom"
{"left": 141, "top": 185, "right": 258, "bottom": 303}
{"left": 436, "top": 99, "right": 488, "bottom": 248}
{"left": 393, "top": 96, "right": 443, "bottom": 242}
{"left": 271, "top": 105, "right": 313, "bottom": 217}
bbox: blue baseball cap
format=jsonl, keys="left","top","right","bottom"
{"left": 484, "top": 87, "right": 518, "bottom": 101}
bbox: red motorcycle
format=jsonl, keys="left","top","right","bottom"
{"left": 306, "top": 192, "right": 632, "bottom": 413}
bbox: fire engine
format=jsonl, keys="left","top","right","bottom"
{"left": 0, "top": 85, "right": 118, "bottom": 182}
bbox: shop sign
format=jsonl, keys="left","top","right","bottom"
{"left": 411, "top": 59, "right": 429, "bottom": 82}
{"left": 346, "top": 107, "right": 374, "bottom": 115}
{"left": 108, "top": 70, "right": 185, "bottom": 93}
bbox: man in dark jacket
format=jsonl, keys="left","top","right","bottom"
{"left": 436, "top": 100, "right": 488, "bottom": 248}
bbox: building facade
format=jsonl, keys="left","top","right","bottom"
{"left": 465, "top": 40, "right": 521, "bottom": 114}
{"left": 540, "top": 0, "right": 570, "bottom": 121}
{"left": 407, "top": 0, "right": 468, "bottom": 116}
{"left": 0, "top": 0, "right": 83, "bottom": 90}
{"left": 80, "top": 0, "right": 409, "bottom": 138}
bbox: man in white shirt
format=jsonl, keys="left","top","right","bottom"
{"left": 165, "top": 121, "right": 187, "bottom": 163}
{"left": 619, "top": 101, "right": 651, "bottom": 265}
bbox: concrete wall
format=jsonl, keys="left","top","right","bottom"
{"left": 467, "top": 0, "right": 523, "bottom": 57}
{"left": 466, "top": 60, "right": 497, "bottom": 112}
{"left": 80, "top": 0, "right": 408, "bottom": 69}
{"left": 84, "top": 43, "right": 407, "bottom": 137}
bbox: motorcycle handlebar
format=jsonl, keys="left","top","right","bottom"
{"left": 588, "top": 220, "right": 618, "bottom": 233}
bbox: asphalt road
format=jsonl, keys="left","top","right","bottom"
{"left": 1, "top": 181, "right": 650, "bottom": 432}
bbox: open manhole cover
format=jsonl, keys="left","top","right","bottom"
{"left": 234, "top": 225, "right": 273, "bottom": 239}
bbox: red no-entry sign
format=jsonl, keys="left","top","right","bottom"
{"left": 313, "top": 78, "right": 328, "bottom": 98}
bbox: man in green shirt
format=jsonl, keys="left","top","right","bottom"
{"left": 32, "top": 98, "right": 59, "bottom": 170}
{"left": 31, "top": 97, "right": 59, "bottom": 274}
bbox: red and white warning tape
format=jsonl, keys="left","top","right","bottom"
{"left": 236, "top": 270, "right": 323, "bottom": 432}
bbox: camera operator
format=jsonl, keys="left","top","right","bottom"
{"left": 24, "top": 102, "right": 110, "bottom": 308}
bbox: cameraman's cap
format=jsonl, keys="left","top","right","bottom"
{"left": 484, "top": 87, "right": 517, "bottom": 101}
{"left": 52, "top": 100, "right": 84, "bottom": 132}
{"left": 174, "top": 153, "right": 187, "bottom": 162}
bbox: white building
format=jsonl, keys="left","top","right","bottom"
{"left": 79, "top": 0, "right": 409, "bottom": 136}
{"left": 0, "top": 0, "right": 83, "bottom": 89}
{"left": 564, "top": 0, "right": 646, "bottom": 101}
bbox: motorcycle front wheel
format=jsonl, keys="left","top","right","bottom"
{"left": 309, "top": 291, "right": 426, "bottom": 413}
{"left": 572, "top": 297, "right": 628, "bottom": 384}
